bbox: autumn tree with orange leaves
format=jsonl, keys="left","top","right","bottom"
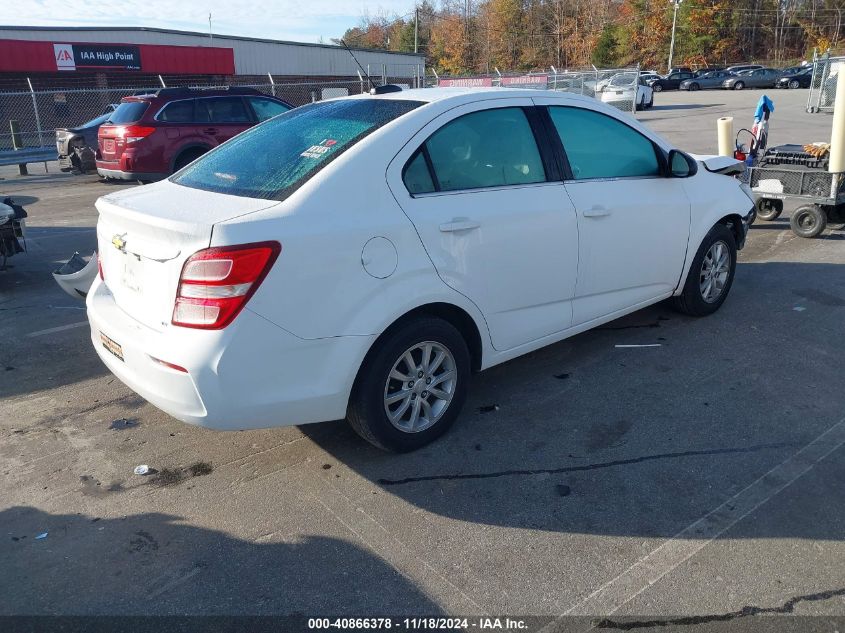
{"left": 338, "top": 0, "right": 845, "bottom": 74}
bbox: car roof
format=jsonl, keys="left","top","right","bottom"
{"left": 348, "top": 86, "right": 600, "bottom": 107}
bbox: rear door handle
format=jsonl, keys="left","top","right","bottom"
{"left": 439, "top": 219, "right": 480, "bottom": 232}
{"left": 583, "top": 206, "right": 611, "bottom": 218}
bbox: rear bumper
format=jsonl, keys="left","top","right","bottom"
{"left": 86, "top": 277, "right": 374, "bottom": 430}
{"left": 96, "top": 166, "right": 168, "bottom": 181}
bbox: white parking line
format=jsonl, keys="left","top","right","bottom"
{"left": 26, "top": 321, "right": 89, "bottom": 337}
{"left": 543, "top": 417, "right": 845, "bottom": 625}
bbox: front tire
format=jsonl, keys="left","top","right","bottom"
{"left": 673, "top": 224, "right": 737, "bottom": 316}
{"left": 734, "top": 81, "right": 745, "bottom": 90}
{"left": 347, "top": 317, "right": 471, "bottom": 452}
{"left": 788, "top": 79, "right": 800, "bottom": 89}
{"left": 690, "top": 83, "right": 700, "bottom": 91}
{"left": 653, "top": 83, "right": 664, "bottom": 92}
{"left": 790, "top": 204, "right": 827, "bottom": 238}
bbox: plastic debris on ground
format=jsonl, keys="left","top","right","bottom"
{"left": 133, "top": 465, "right": 151, "bottom": 476}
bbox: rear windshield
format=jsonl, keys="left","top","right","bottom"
{"left": 171, "top": 98, "right": 424, "bottom": 201}
{"left": 109, "top": 101, "right": 149, "bottom": 124}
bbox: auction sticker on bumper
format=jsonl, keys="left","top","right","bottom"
{"left": 100, "top": 332, "right": 124, "bottom": 362}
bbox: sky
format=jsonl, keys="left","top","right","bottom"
{"left": 6, "top": 0, "right": 419, "bottom": 44}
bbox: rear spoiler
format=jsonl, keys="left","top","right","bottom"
{"left": 689, "top": 153, "right": 746, "bottom": 176}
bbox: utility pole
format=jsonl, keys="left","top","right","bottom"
{"left": 208, "top": 12, "right": 213, "bottom": 47}
{"left": 414, "top": 6, "right": 419, "bottom": 54}
{"left": 667, "top": 0, "right": 682, "bottom": 72}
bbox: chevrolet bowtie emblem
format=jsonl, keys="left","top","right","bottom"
{"left": 111, "top": 234, "right": 127, "bottom": 252}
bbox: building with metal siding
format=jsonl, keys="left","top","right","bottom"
{"left": 0, "top": 25, "right": 425, "bottom": 78}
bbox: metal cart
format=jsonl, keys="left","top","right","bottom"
{"left": 745, "top": 164, "right": 845, "bottom": 238}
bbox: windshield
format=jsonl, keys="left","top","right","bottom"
{"left": 109, "top": 101, "right": 149, "bottom": 124}
{"left": 172, "top": 98, "right": 424, "bottom": 201}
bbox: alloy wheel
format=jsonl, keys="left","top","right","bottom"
{"left": 699, "top": 240, "right": 731, "bottom": 303}
{"left": 383, "top": 341, "right": 457, "bottom": 433}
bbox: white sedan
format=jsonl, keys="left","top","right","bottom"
{"left": 599, "top": 72, "right": 654, "bottom": 110}
{"left": 87, "top": 87, "right": 755, "bottom": 452}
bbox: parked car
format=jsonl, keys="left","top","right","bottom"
{"left": 87, "top": 87, "right": 755, "bottom": 452}
{"left": 721, "top": 67, "right": 781, "bottom": 90}
{"left": 667, "top": 67, "right": 693, "bottom": 74}
{"left": 777, "top": 66, "right": 813, "bottom": 89}
{"left": 96, "top": 87, "right": 292, "bottom": 182}
{"left": 724, "top": 64, "right": 764, "bottom": 74}
{"left": 692, "top": 67, "right": 723, "bottom": 77}
{"left": 649, "top": 71, "right": 695, "bottom": 92}
{"left": 56, "top": 104, "right": 118, "bottom": 172}
{"left": 639, "top": 72, "right": 663, "bottom": 83}
{"left": 599, "top": 73, "right": 654, "bottom": 110}
{"left": 680, "top": 71, "right": 735, "bottom": 91}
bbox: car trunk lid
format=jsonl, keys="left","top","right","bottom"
{"left": 95, "top": 180, "right": 279, "bottom": 332}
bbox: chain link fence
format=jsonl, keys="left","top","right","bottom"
{"left": 1, "top": 64, "right": 642, "bottom": 157}
{"left": 0, "top": 72, "right": 424, "bottom": 153}
{"left": 807, "top": 51, "right": 844, "bottom": 113}
{"left": 433, "top": 66, "right": 644, "bottom": 115}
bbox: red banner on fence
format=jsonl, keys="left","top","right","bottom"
{"left": 438, "top": 77, "right": 494, "bottom": 87}
{"left": 500, "top": 74, "right": 549, "bottom": 87}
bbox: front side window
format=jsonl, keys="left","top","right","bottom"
{"left": 249, "top": 97, "right": 291, "bottom": 121}
{"left": 173, "top": 98, "right": 424, "bottom": 201}
{"left": 548, "top": 106, "right": 660, "bottom": 180}
{"left": 404, "top": 107, "right": 546, "bottom": 193}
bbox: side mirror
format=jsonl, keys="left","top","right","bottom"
{"left": 668, "top": 149, "right": 698, "bottom": 178}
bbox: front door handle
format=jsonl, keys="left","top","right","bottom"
{"left": 583, "top": 206, "right": 611, "bottom": 218}
{"left": 439, "top": 219, "right": 481, "bottom": 232}
{"left": 203, "top": 128, "right": 218, "bottom": 135}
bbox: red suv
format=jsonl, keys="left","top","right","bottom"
{"left": 96, "top": 87, "right": 292, "bottom": 181}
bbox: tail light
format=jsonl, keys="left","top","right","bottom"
{"left": 119, "top": 125, "right": 156, "bottom": 144}
{"left": 97, "top": 255, "right": 105, "bottom": 281}
{"left": 172, "top": 241, "right": 281, "bottom": 330}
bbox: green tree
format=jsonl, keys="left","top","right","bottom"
{"left": 592, "top": 24, "right": 619, "bottom": 66}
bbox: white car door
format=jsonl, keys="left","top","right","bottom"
{"left": 533, "top": 101, "right": 690, "bottom": 325}
{"left": 386, "top": 99, "right": 579, "bottom": 351}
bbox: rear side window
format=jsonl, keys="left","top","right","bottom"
{"left": 158, "top": 100, "right": 194, "bottom": 123}
{"left": 206, "top": 97, "right": 250, "bottom": 123}
{"left": 403, "top": 151, "right": 435, "bottom": 194}
{"left": 548, "top": 106, "right": 660, "bottom": 180}
{"left": 405, "top": 107, "right": 546, "bottom": 193}
{"left": 109, "top": 101, "right": 148, "bottom": 124}
{"left": 172, "top": 98, "right": 424, "bottom": 201}
{"left": 248, "top": 97, "right": 291, "bottom": 121}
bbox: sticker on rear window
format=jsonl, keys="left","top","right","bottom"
{"left": 300, "top": 139, "right": 337, "bottom": 159}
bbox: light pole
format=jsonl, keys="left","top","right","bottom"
{"left": 667, "top": 0, "right": 682, "bottom": 72}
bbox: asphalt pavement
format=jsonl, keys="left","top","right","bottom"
{"left": 1, "top": 87, "right": 843, "bottom": 627}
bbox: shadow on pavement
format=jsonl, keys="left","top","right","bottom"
{"left": 0, "top": 506, "right": 442, "bottom": 615}
{"left": 302, "top": 261, "right": 845, "bottom": 540}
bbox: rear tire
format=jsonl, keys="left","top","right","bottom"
{"left": 173, "top": 148, "right": 207, "bottom": 173}
{"left": 673, "top": 223, "right": 737, "bottom": 317}
{"left": 790, "top": 205, "right": 827, "bottom": 238}
{"left": 755, "top": 198, "right": 783, "bottom": 221}
{"left": 347, "top": 317, "right": 471, "bottom": 452}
